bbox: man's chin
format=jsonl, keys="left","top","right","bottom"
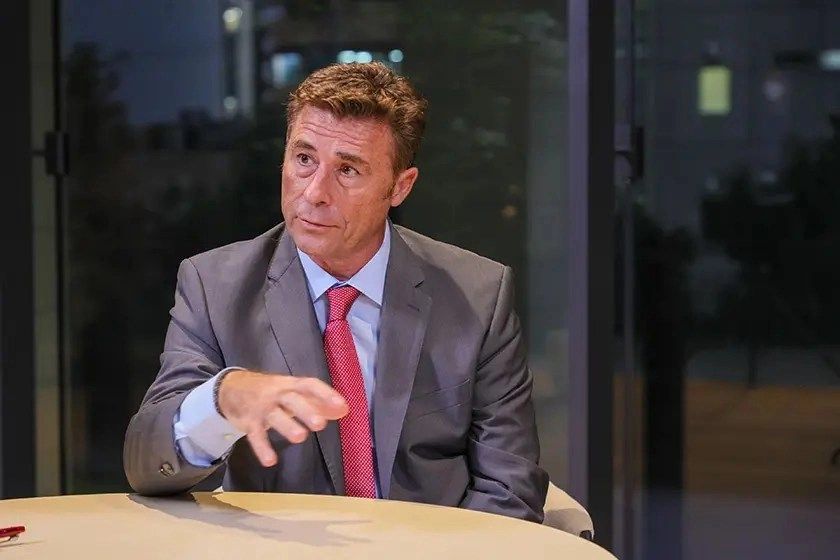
{"left": 289, "top": 226, "right": 333, "bottom": 255}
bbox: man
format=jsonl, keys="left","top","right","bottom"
{"left": 124, "top": 62, "right": 549, "bottom": 522}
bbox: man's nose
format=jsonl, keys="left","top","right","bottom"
{"left": 302, "top": 166, "right": 332, "bottom": 206}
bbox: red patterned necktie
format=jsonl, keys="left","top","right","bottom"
{"left": 323, "top": 285, "right": 377, "bottom": 498}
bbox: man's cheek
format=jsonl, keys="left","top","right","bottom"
{"left": 281, "top": 182, "right": 303, "bottom": 206}
{"left": 291, "top": 173, "right": 314, "bottom": 193}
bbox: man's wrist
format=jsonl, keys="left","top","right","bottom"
{"left": 213, "top": 368, "right": 239, "bottom": 418}
{"left": 175, "top": 369, "right": 247, "bottom": 465}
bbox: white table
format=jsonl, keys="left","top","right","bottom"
{"left": 0, "top": 492, "right": 616, "bottom": 559}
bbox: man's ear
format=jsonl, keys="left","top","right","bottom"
{"left": 389, "top": 167, "right": 419, "bottom": 207}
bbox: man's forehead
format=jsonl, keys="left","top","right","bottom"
{"left": 290, "top": 106, "right": 388, "bottom": 142}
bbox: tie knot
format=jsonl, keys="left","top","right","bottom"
{"left": 327, "top": 285, "right": 361, "bottom": 322}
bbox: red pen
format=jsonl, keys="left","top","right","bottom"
{"left": 0, "top": 526, "right": 25, "bottom": 543}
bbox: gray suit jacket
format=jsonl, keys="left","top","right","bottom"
{"left": 124, "top": 223, "right": 548, "bottom": 522}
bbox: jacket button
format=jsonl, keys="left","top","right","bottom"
{"left": 159, "top": 462, "right": 176, "bottom": 477}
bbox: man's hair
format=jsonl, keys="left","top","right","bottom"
{"left": 287, "top": 62, "right": 428, "bottom": 173}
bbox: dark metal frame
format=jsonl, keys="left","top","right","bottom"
{"left": 50, "top": 0, "right": 70, "bottom": 496}
{"left": 568, "top": 0, "right": 616, "bottom": 551}
{"left": 0, "top": 0, "right": 36, "bottom": 499}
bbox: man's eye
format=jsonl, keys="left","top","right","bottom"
{"left": 296, "top": 153, "right": 313, "bottom": 165}
{"left": 339, "top": 165, "right": 359, "bottom": 177}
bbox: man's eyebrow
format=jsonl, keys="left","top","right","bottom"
{"left": 336, "top": 151, "right": 371, "bottom": 170}
{"left": 290, "top": 139, "right": 316, "bottom": 151}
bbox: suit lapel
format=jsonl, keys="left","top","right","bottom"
{"left": 264, "top": 227, "right": 345, "bottom": 495}
{"left": 374, "top": 225, "right": 431, "bottom": 498}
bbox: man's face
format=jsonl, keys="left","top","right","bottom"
{"left": 281, "top": 105, "right": 417, "bottom": 275}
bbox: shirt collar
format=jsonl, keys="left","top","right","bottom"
{"left": 296, "top": 223, "right": 391, "bottom": 306}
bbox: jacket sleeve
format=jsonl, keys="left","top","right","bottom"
{"left": 123, "top": 258, "right": 228, "bottom": 495}
{"left": 459, "top": 265, "right": 549, "bottom": 522}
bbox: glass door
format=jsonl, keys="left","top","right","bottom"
{"left": 617, "top": 1, "right": 840, "bottom": 558}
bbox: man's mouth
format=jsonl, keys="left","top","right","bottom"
{"left": 299, "top": 217, "right": 331, "bottom": 228}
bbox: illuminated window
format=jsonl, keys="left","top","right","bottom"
{"left": 270, "top": 52, "right": 304, "bottom": 87}
{"left": 337, "top": 50, "right": 357, "bottom": 64}
{"left": 223, "top": 96, "right": 238, "bottom": 116}
{"left": 223, "top": 7, "right": 243, "bottom": 33}
{"left": 819, "top": 49, "right": 840, "bottom": 71}
{"left": 698, "top": 64, "right": 731, "bottom": 116}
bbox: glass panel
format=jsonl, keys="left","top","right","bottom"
{"left": 622, "top": 1, "right": 840, "bottom": 558}
{"left": 60, "top": 0, "right": 569, "bottom": 494}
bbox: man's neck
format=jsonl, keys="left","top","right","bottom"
{"left": 309, "top": 226, "right": 387, "bottom": 281}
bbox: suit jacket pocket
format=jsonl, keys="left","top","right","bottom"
{"left": 404, "top": 378, "right": 472, "bottom": 422}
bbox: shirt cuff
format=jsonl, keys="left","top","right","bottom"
{"left": 173, "top": 367, "right": 247, "bottom": 467}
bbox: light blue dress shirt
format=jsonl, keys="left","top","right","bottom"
{"left": 172, "top": 225, "right": 391, "bottom": 490}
